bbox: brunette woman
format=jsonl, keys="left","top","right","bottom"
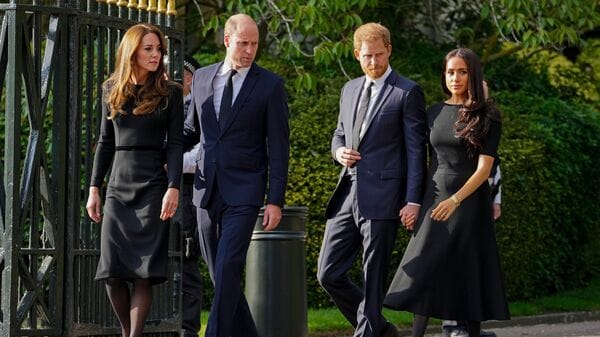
{"left": 86, "top": 23, "right": 183, "bottom": 337}
{"left": 384, "top": 48, "right": 510, "bottom": 336}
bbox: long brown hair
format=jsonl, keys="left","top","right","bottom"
{"left": 104, "top": 23, "right": 170, "bottom": 119}
{"left": 441, "top": 48, "right": 500, "bottom": 155}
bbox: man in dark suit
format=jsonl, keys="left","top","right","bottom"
{"left": 183, "top": 14, "right": 290, "bottom": 337}
{"left": 317, "top": 22, "right": 427, "bottom": 337}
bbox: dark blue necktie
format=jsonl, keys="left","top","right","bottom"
{"left": 218, "top": 69, "right": 237, "bottom": 125}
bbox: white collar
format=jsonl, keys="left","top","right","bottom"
{"left": 219, "top": 59, "right": 251, "bottom": 77}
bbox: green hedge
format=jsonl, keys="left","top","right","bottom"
{"left": 495, "top": 91, "right": 600, "bottom": 299}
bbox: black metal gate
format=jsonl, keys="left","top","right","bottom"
{"left": 0, "top": 0, "right": 184, "bottom": 335}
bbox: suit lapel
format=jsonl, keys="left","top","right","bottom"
{"left": 346, "top": 78, "right": 364, "bottom": 142}
{"left": 202, "top": 62, "right": 222, "bottom": 129}
{"left": 359, "top": 72, "right": 396, "bottom": 142}
{"left": 219, "top": 63, "right": 259, "bottom": 135}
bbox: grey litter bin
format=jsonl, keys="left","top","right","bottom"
{"left": 245, "top": 206, "right": 308, "bottom": 337}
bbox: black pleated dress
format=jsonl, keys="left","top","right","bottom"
{"left": 384, "top": 103, "right": 510, "bottom": 322}
{"left": 90, "top": 83, "right": 183, "bottom": 284}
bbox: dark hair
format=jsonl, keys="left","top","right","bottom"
{"left": 441, "top": 47, "right": 500, "bottom": 155}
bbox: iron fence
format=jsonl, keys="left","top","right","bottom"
{"left": 0, "top": 0, "right": 184, "bottom": 335}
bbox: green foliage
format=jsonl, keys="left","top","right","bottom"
{"left": 483, "top": 0, "right": 600, "bottom": 49}
{"left": 513, "top": 48, "right": 599, "bottom": 102}
{"left": 495, "top": 90, "right": 600, "bottom": 299}
{"left": 191, "top": 0, "right": 379, "bottom": 90}
{"left": 285, "top": 83, "right": 344, "bottom": 307}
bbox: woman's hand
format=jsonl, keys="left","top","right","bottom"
{"left": 86, "top": 186, "right": 103, "bottom": 223}
{"left": 430, "top": 198, "right": 458, "bottom": 222}
{"left": 160, "top": 187, "right": 179, "bottom": 221}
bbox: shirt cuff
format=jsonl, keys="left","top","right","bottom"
{"left": 182, "top": 143, "right": 200, "bottom": 174}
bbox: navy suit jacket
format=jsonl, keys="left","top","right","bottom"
{"left": 326, "top": 70, "right": 427, "bottom": 220}
{"left": 183, "top": 62, "right": 290, "bottom": 208}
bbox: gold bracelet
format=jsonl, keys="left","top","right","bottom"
{"left": 450, "top": 194, "right": 461, "bottom": 207}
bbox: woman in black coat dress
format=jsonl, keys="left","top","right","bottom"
{"left": 86, "top": 23, "right": 183, "bottom": 337}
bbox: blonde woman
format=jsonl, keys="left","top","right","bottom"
{"left": 86, "top": 23, "right": 183, "bottom": 337}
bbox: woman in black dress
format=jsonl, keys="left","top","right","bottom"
{"left": 86, "top": 23, "right": 183, "bottom": 337}
{"left": 384, "top": 48, "right": 509, "bottom": 336}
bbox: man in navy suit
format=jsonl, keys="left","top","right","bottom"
{"left": 317, "top": 23, "right": 427, "bottom": 337}
{"left": 183, "top": 14, "right": 290, "bottom": 337}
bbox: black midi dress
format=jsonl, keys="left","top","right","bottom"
{"left": 91, "top": 83, "right": 183, "bottom": 284}
{"left": 384, "top": 103, "right": 510, "bottom": 321}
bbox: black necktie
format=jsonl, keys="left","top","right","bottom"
{"left": 352, "top": 81, "right": 373, "bottom": 149}
{"left": 218, "top": 69, "right": 237, "bottom": 125}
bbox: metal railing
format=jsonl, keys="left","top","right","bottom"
{"left": 0, "top": 0, "right": 184, "bottom": 335}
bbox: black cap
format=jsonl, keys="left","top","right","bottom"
{"left": 183, "top": 55, "right": 201, "bottom": 73}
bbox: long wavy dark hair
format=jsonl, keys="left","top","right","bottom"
{"left": 441, "top": 48, "right": 500, "bottom": 155}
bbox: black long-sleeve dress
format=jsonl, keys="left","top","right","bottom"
{"left": 384, "top": 103, "right": 510, "bottom": 321}
{"left": 90, "top": 83, "right": 183, "bottom": 284}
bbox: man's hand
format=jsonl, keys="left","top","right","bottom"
{"left": 400, "top": 204, "right": 420, "bottom": 230}
{"left": 263, "top": 204, "right": 282, "bottom": 231}
{"left": 335, "top": 147, "right": 361, "bottom": 167}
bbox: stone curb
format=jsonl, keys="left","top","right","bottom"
{"left": 483, "top": 310, "right": 600, "bottom": 329}
{"left": 393, "top": 310, "right": 600, "bottom": 336}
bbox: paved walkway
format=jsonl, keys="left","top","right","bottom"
{"left": 478, "top": 320, "right": 600, "bottom": 337}
{"left": 416, "top": 311, "right": 600, "bottom": 337}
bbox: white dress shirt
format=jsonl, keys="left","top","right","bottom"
{"left": 359, "top": 66, "right": 392, "bottom": 138}
{"left": 212, "top": 59, "right": 250, "bottom": 120}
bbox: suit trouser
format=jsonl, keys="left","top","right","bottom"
{"left": 173, "top": 181, "right": 203, "bottom": 337}
{"left": 317, "top": 176, "right": 398, "bottom": 337}
{"left": 197, "top": 186, "right": 260, "bottom": 337}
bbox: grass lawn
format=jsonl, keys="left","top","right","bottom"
{"left": 196, "top": 277, "right": 600, "bottom": 336}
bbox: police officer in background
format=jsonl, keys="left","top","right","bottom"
{"left": 172, "top": 54, "right": 203, "bottom": 337}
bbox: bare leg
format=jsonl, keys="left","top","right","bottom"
{"left": 129, "top": 279, "right": 153, "bottom": 337}
{"left": 412, "top": 314, "right": 429, "bottom": 337}
{"left": 466, "top": 321, "right": 481, "bottom": 337}
{"left": 106, "top": 278, "right": 131, "bottom": 337}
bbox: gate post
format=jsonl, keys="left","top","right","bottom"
{"left": 1, "top": 6, "right": 24, "bottom": 337}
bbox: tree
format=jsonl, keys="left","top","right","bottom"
{"left": 184, "top": 0, "right": 379, "bottom": 91}
{"left": 181, "top": 0, "right": 600, "bottom": 90}
{"left": 480, "top": 0, "right": 600, "bottom": 62}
